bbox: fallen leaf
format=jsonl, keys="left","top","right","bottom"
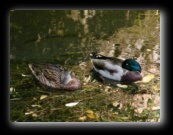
{"left": 153, "top": 86, "right": 160, "bottom": 91}
{"left": 85, "top": 110, "right": 93, "bottom": 114}
{"left": 65, "top": 102, "right": 79, "bottom": 107}
{"left": 21, "top": 74, "right": 31, "bottom": 77}
{"left": 78, "top": 116, "right": 87, "bottom": 121}
{"left": 25, "top": 111, "right": 34, "bottom": 115}
{"left": 40, "top": 95, "right": 47, "bottom": 100}
{"left": 112, "top": 101, "right": 123, "bottom": 109}
{"left": 84, "top": 76, "right": 91, "bottom": 83}
{"left": 142, "top": 74, "right": 155, "bottom": 83}
{"left": 10, "top": 87, "right": 15, "bottom": 92}
{"left": 31, "top": 105, "right": 41, "bottom": 108}
{"left": 32, "top": 113, "right": 38, "bottom": 117}
{"left": 104, "top": 86, "right": 112, "bottom": 92}
{"left": 87, "top": 113, "right": 95, "bottom": 119}
{"left": 85, "top": 110, "right": 100, "bottom": 119}
{"left": 87, "top": 113, "right": 100, "bottom": 119}
{"left": 152, "top": 106, "right": 160, "bottom": 111}
{"left": 117, "top": 84, "right": 128, "bottom": 88}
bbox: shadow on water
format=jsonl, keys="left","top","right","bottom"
{"left": 10, "top": 10, "right": 160, "bottom": 122}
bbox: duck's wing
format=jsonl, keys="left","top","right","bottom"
{"left": 107, "top": 58, "right": 124, "bottom": 66}
{"left": 90, "top": 53, "right": 124, "bottom": 72}
{"left": 90, "top": 53, "right": 124, "bottom": 64}
{"left": 29, "top": 64, "right": 64, "bottom": 88}
{"left": 29, "top": 64, "right": 82, "bottom": 90}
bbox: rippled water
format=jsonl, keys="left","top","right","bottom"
{"left": 10, "top": 10, "right": 160, "bottom": 122}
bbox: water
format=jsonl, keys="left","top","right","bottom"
{"left": 10, "top": 10, "right": 160, "bottom": 122}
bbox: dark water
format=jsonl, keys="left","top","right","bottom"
{"left": 10, "top": 10, "right": 160, "bottom": 122}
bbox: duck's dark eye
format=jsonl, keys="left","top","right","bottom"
{"left": 122, "top": 59, "right": 141, "bottom": 72}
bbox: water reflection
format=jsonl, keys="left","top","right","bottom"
{"left": 10, "top": 10, "right": 159, "bottom": 63}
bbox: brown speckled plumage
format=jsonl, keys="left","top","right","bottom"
{"left": 28, "top": 64, "right": 82, "bottom": 90}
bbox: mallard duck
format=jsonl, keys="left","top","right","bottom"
{"left": 90, "top": 52, "right": 142, "bottom": 82}
{"left": 28, "top": 64, "right": 82, "bottom": 90}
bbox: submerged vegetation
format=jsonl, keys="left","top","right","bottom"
{"left": 10, "top": 61, "right": 160, "bottom": 122}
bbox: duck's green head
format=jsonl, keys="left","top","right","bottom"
{"left": 122, "top": 59, "right": 142, "bottom": 73}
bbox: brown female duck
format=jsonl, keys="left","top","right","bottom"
{"left": 28, "top": 64, "right": 82, "bottom": 90}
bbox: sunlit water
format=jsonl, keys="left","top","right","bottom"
{"left": 10, "top": 10, "right": 160, "bottom": 122}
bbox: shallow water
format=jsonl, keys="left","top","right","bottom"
{"left": 10, "top": 10, "right": 160, "bottom": 122}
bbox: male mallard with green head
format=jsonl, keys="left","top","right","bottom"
{"left": 28, "top": 64, "right": 82, "bottom": 90}
{"left": 90, "top": 52, "right": 142, "bottom": 82}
